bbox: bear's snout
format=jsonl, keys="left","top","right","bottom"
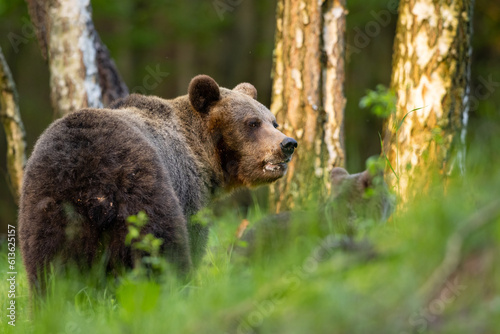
{"left": 280, "top": 137, "right": 298, "bottom": 156}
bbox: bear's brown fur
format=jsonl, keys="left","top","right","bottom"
{"left": 18, "top": 75, "right": 297, "bottom": 289}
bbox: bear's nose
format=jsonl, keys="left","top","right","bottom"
{"left": 281, "top": 137, "right": 298, "bottom": 155}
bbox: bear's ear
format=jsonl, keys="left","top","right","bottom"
{"left": 233, "top": 83, "right": 257, "bottom": 100}
{"left": 330, "top": 167, "right": 349, "bottom": 187}
{"left": 188, "top": 75, "right": 221, "bottom": 113}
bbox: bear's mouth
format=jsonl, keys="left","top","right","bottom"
{"left": 263, "top": 156, "right": 292, "bottom": 172}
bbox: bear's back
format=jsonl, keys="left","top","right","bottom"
{"left": 109, "top": 94, "right": 210, "bottom": 215}
{"left": 21, "top": 108, "right": 171, "bottom": 224}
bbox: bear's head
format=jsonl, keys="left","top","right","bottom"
{"left": 188, "top": 75, "right": 297, "bottom": 188}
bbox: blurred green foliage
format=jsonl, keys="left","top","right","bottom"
{"left": 359, "top": 84, "right": 396, "bottom": 118}
{"left": 125, "top": 211, "right": 167, "bottom": 275}
{"left": 1, "top": 132, "right": 499, "bottom": 333}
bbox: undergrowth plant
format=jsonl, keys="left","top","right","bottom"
{"left": 125, "top": 211, "right": 167, "bottom": 276}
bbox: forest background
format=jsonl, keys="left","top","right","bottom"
{"left": 0, "top": 0, "right": 499, "bottom": 233}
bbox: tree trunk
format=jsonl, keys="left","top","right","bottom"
{"left": 270, "top": 0, "right": 347, "bottom": 211}
{"left": 323, "top": 0, "right": 347, "bottom": 177}
{"left": 0, "top": 46, "right": 27, "bottom": 203}
{"left": 26, "top": 0, "right": 128, "bottom": 116}
{"left": 384, "top": 0, "right": 474, "bottom": 197}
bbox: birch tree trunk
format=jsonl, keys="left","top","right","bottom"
{"left": 26, "top": 0, "right": 128, "bottom": 116}
{"left": 0, "top": 46, "right": 26, "bottom": 203}
{"left": 384, "top": 0, "right": 474, "bottom": 197}
{"left": 270, "top": 0, "right": 347, "bottom": 211}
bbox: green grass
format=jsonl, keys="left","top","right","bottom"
{"left": 1, "top": 139, "right": 500, "bottom": 334}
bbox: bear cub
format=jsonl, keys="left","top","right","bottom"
{"left": 237, "top": 165, "right": 394, "bottom": 258}
{"left": 18, "top": 75, "right": 297, "bottom": 290}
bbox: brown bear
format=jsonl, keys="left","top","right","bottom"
{"left": 18, "top": 75, "right": 297, "bottom": 289}
{"left": 236, "top": 166, "right": 394, "bottom": 258}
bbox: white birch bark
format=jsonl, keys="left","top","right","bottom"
{"left": 384, "top": 0, "right": 474, "bottom": 197}
{"left": 26, "top": 0, "right": 129, "bottom": 116}
{"left": 46, "top": 0, "right": 103, "bottom": 115}
{"left": 270, "top": 0, "right": 347, "bottom": 210}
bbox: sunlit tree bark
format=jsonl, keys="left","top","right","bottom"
{"left": 384, "top": 0, "right": 474, "bottom": 197}
{"left": 26, "top": 0, "right": 128, "bottom": 116}
{"left": 270, "top": 0, "right": 347, "bottom": 211}
{"left": 0, "top": 46, "right": 26, "bottom": 203}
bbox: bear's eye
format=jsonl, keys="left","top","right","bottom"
{"left": 248, "top": 119, "right": 261, "bottom": 128}
{"left": 273, "top": 122, "right": 279, "bottom": 129}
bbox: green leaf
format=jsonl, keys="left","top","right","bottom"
{"left": 125, "top": 226, "right": 139, "bottom": 245}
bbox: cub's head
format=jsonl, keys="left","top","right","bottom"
{"left": 328, "top": 166, "right": 395, "bottom": 225}
{"left": 188, "top": 75, "right": 297, "bottom": 188}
